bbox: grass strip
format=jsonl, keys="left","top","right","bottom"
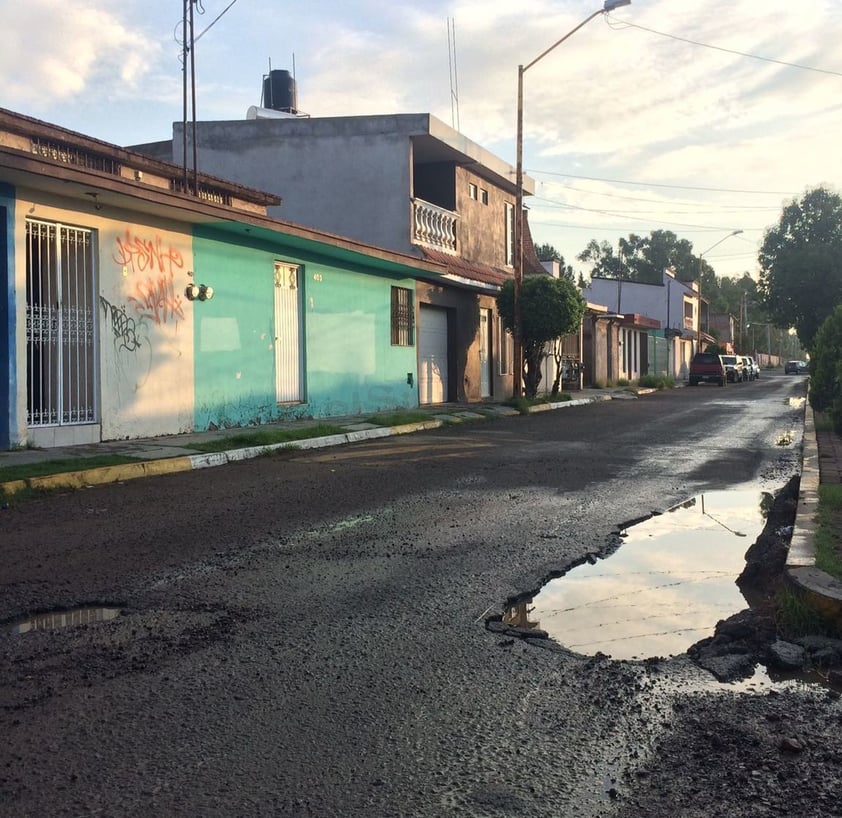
{"left": 0, "top": 454, "right": 140, "bottom": 484}
{"left": 775, "top": 587, "right": 837, "bottom": 638}
{"left": 184, "top": 423, "right": 346, "bottom": 454}
{"left": 815, "top": 483, "right": 842, "bottom": 581}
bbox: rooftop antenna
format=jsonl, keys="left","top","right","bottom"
{"left": 447, "top": 18, "right": 461, "bottom": 132}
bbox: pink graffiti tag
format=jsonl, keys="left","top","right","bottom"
{"left": 128, "top": 275, "right": 185, "bottom": 326}
{"left": 114, "top": 230, "right": 186, "bottom": 326}
{"left": 113, "top": 230, "right": 184, "bottom": 276}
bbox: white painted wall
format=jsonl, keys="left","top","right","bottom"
{"left": 583, "top": 270, "right": 697, "bottom": 337}
{"left": 14, "top": 190, "right": 194, "bottom": 444}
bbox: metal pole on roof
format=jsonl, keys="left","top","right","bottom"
{"left": 189, "top": 0, "right": 199, "bottom": 196}
{"left": 182, "top": 0, "right": 188, "bottom": 191}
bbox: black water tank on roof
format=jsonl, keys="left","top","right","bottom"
{"left": 263, "top": 69, "right": 297, "bottom": 112}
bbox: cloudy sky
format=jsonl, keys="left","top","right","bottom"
{"left": 3, "top": 0, "right": 841, "bottom": 280}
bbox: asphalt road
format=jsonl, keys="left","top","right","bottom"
{"left": 3, "top": 373, "right": 839, "bottom": 818}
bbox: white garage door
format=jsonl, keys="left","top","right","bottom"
{"left": 419, "top": 305, "right": 449, "bottom": 404}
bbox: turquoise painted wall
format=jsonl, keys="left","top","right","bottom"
{"left": 192, "top": 233, "right": 419, "bottom": 429}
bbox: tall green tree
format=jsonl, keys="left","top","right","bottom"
{"left": 758, "top": 186, "right": 842, "bottom": 350}
{"left": 577, "top": 239, "right": 624, "bottom": 279}
{"left": 534, "top": 243, "right": 575, "bottom": 282}
{"left": 497, "top": 275, "right": 585, "bottom": 398}
{"left": 809, "top": 305, "right": 842, "bottom": 432}
{"left": 579, "top": 230, "right": 704, "bottom": 284}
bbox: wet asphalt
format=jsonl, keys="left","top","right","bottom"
{"left": 0, "top": 374, "right": 823, "bottom": 818}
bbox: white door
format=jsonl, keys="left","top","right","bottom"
{"left": 419, "top": 305, "right": 448, "bottom": 404}
{"left": 274, "top": 261, "right": 302, "bottom": 403}
{"left": 479, "top": 308, "right": 492, "bottom": 398}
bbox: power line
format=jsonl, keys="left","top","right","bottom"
{"left": 529, "top": 199, "right": 757, "bottom": 233}
{"left": 534, "top": 181, "right": 783, "bottom": 211}
{"left": 195, "top": 0, "right": 240, "bottom": 42}
{"left": 529, "top": 168, "right": 796, "bottom": 196}
{"left": 532, "top": 194, "right": 777, "bottom": 217}
{"left": 608, "top": 18, "right": 842, "bottom": 79}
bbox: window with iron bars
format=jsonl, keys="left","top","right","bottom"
{"left": 391, "top": 287, "right": 415, "bottom": 346}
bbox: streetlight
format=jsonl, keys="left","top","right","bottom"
{"left": 512, "top": 0, "right": 630, "bottom": 396}
{"left": 696, "top": 229, "right": 743, "bottom": 350}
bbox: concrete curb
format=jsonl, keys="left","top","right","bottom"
{"left": 0, "top": 391, "right": 633, "bottom": 497}
{"left": 786, "top": 402, "right": 842, "bottom": 628}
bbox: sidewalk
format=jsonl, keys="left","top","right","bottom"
{"left": 0, "top": 389, "right": 622, "bottom": 495}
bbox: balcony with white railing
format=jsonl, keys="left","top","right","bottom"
{"left": 412, "top": 198, "right": 458, "bottom": 254}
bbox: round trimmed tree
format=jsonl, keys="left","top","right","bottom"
{"left": 497, "top": 275, "right": 586, "bottom": 398}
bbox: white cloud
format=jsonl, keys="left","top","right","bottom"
{"left": 2, "top": 0, "right": 840, "bottom": 278}
{"left": 0, "top": 0, "right": 167, "bottom": 109}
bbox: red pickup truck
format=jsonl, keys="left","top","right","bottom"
{"left": 688, "top": 352, "right": 726, "bottom": 386}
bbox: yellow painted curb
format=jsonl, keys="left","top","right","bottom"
{"left": 390, "top": 420, "right": 443, "bottom": 436}
{"left": 1, "top": 457, "right": 195, "bottom": 496}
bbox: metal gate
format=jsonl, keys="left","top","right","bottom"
{"left": 25, "top": 219, "right": 97, "bottom": 427}
{"left": 273, "top": 260, "right": 302, "bottom": 403}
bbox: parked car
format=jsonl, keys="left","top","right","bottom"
{"left": 720, "top": 354, "right": 745, "bottom": 383}
{"left": 785, "top": 360, "right": 808, "bottom": 374}
{"left": 688, "top": 352, "right": 726, "bottom": 386}
{"left": 741, "top": 356, "right": 758, "bottom": 380}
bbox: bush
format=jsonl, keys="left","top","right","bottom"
{"left": 809, "top": 304, "right": 842, "bottom": 413}
{"left": 638, "top": 374, "right": 674, "bottom": 390}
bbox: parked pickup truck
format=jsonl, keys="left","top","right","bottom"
{"left": 688, "top": 352, "right": 726, "bottom": 386}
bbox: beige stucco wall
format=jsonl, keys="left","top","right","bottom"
{"left": 14, "top": 189, "right": 195, "bottom": 445}
{"left": 455, "top": 166, "right": 516, "bottom": 270}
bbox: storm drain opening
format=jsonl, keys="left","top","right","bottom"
{"left": 507, "top": 489, "right": 770, "bottom": 661}
{"left": 5, "top": 606, "right": 122, "bottom": 635}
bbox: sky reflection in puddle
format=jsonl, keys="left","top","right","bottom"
{"left": 5, "top": 606, "right": 121, "bottom": 635}
{"left": 521, "top": 490, "right": 770, "bottom": 660}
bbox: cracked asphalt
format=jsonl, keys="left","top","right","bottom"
{"left": 3, "top": 374, "right": 840, "bottom": 818}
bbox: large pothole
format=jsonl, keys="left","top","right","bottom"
{"left": 505, "top": 487, "right": 770, "bottom": 661}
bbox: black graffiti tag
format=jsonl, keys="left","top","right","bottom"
{"left": 100, "top": 296, "right": 142, "bottom": 352}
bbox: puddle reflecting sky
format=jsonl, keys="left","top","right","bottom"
{"left": 523, "top": 490, "right": 770, "bottom": 660}
{"left": 5, "top": 607, "right": 121, "bottom": 635}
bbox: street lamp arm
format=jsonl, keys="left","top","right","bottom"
{"left": 699, "top": 229, "right": 744, "bottom": 261}
{"left": 522, "top": 9, "right": 605, "bottom": 74}
{"left": 511, "top": 0, "right": 630, "bottom": 397}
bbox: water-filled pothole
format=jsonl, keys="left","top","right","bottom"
{"left": 513, "top": 489, "right": 771, "bottom": 660}
{"left": 5, "top": 606, "right": 121, "bottom": 635}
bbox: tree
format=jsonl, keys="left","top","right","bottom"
{"left": 758, "top": 186, "right": 842, "bottom": 350}
{"left": 497, "top": 276, "right": 585, "bottom": 399}
{"left": 808, "top": 305, "right": 842, "bottom": 425}
{"left": 534, "top": 243, "right": 575, "bottom": 282}
{"left": 579, "top": 231, "right": 702, "bottom": 284}
{"left": 577, "top": 239, "right": 624, "bottom": 279}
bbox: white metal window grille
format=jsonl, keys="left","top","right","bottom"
{"left": 26, "top": 219, "right": 97, "bottom": 427}
{"left": 391, "top": 286, "right": 414, "bottom": 346}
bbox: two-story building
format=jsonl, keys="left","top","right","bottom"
{"left": 132, "top": 71, "right": 543, "bottom": 404}
{"left": 583, "top": 268, "right": 705, "bottom": 382}
{"left": 0, "top": 107, "right": 458, "bottom": 450}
